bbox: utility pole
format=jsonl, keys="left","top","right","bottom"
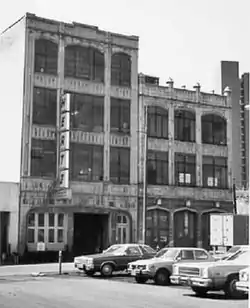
{"left": 142, "top": 105, "right": 148, "bottom": 244}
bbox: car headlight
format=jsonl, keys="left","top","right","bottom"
{"left": 172, "top": 265, "right": 179, "bottom": 275}
{"left": 200, "top": 267, "right": 209, "bottom": 278}
{"left": 127, "top": 263, "right": 132, "bottom": 269}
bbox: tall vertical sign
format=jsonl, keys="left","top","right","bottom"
{"left": 57, "top": 93, "right": 71, "bottom": 199}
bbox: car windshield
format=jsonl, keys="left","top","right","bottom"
{"left": 227, "top": 246, "right": 241, "bottom": 254}
{"left": 226, "top": 250, "right": 250, "bottom": 262}
{"left": 104, "top": 245, "right": 126, "bottom": 255}
{"left": 155, "top": 248, "right": 179, "bottom": 259}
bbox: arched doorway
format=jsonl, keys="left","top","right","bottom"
{"left": 174, "top": 210, "right": 197, "bottom": 247}
{"left": 201, "top": 210, "right": 225, "bottom": 251}
{"left": 146, "top": 209, "right": 170, "bottom": 250}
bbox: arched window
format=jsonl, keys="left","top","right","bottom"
{"left": 147, "top": 106, "right": 168, "bottom": 139}
{"left": 116, "top": 214, "right": 129, "bottom": 244}
{"left": 64, "top": 46, "right": 104, "bottom": 82}
{"left": 202, "top": 114, "right": 227, "bottom": 145}
{"left": 174, "top": 109, "right": 195, "bottom": 142}
{"left": 111, "top": 53, "right": 131, "bottom": 87}
{"left": 34, "top": 39, "right": 58, "bottom": 75}
{"left": 174, "top": 210, "right": 197, "bottom": 247}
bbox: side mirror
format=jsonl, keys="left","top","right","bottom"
{"left": 175, "top": 257, "right": 181, "bottom": 262}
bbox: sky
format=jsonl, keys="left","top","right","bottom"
{"left": 0, "top": 0, "right": 249, "bottom": 182}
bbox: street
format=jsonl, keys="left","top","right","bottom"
{"left": 0, "top": 274, "right": 248, "bottom": 308}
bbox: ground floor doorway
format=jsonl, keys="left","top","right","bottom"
{"left": 174, "top": 210, "right": 197, "bottom": 247}
{"left": 0, "top": 212, "right": 10, "bottom": 263}
{"left": 73, "top": 213, "right": 109, "bottom": 257}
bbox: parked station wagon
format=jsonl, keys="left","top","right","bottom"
{"left": 127, "top": 247, "right": 215, "bottom": 285}
{"left": 170, "top": 247, "right": 250, "bottom": 298}
{"left": 74, "top": 244, "right": 156, "bottom": 277}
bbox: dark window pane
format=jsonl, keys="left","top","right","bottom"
{"left": 175, "top": 154, "right": 196, "bottom": 186}
{"left": 27, "top": 213, "right": 35, "bottom": 227}
{"left": 49, "top": 229, "right": 55, "bottom": 243}
{"left": 147, "top": 107, "right": 168, "bottom": 139}
{"left": 202, "top": 156, "right": 228, "bottom": 188}
{"left": 70, "top": 93, "right": 104, "bottom": 132}
{"left": 38, "top": 229, "right": 44, "bottom": 242}
{"left": 110, "top": 147, "right": 130, "bottom": 184}
{"left": 111, "top": 53, "right": 131, "bottom": 87}
{"left": 174, "top": 110, "right": 195, "bottom": 142}
{"left": 110, "top": 98, "right": 130, "bottom": 133}
{"left": 57, "top": 229, "right": 64, "bottom": 243}
{"left": 202, "top": 114, "right": 227, "bottom": 145}
{"left": 38, "top": 214, "right": 44, "bottom": 227}
{"left": 70, "top": 143, "right": 103, "bottom": 181}
{"left": 58, "top": 214, "right": 64, "bottom": 227}
{"left": 33, "top": 87, "right": 57, "bottom": 126}
{"left": 65, "top": 46, "right": 104, "bottom": 82}
{"left": 27, "top": 228, "right": 35, "bottom": 243}
{"left": 49, "top": 213, "right": 55, "bottom": 227}
{"left": 34, "top": 39, "right": 58, "bottom": 75}
{"left": 31, "top": 139, "right": 57, "bottom": 177}
{"left": 147, "top": 151, "right": 168, "bottom": 185}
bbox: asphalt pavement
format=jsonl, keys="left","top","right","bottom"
{"left": 0, "top": 274, "right": 248, "bottom": 308}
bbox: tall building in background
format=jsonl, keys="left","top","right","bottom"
{"left": 221, "top": 61, "right": 249, "bottom": 188}
{"left": 0, "top": 13, "right": 139, "bottom": 258}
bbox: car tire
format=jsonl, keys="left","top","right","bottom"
{"left": 85, "top": 270, "right": 95, "bottom": 277}
{"left": 135, "top": 276, "right": 148, "bottom": 284}
{"left": 224, "top": 275, "right": 244, "bottom": 299}
{"left": 101, "top": 263, "right": 114, "bottom": 277}
{"left": 154, "top": 269, "right": 170, "bottom": 286}
{"left": 191, "top": 287, "right": 208, "bottom": 297}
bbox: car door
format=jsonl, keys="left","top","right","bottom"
{"left": 115, "top": 246, "right": 143, "bottom": 271}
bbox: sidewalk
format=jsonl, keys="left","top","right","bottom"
{"left": 0, "top": 262, "right": 77, "bottom": 277}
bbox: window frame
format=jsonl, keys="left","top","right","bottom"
{"left": 147, "top": 150, "right": 168, "bottom": 185}
{"left": 202, "top": 156, "right": 228, "bottom": 189}
{"left": 110, "top": 147, "right": 130, "bottom": 184}
{"left": 201, "top": 114, "right": 227, "bottom": 145}
{"left": 175, "top": 153, "right": 196, "bottom": 187}
{"left": 34, "top": 39, "right": 58, "bottom": 75}
{"left": 174, "top": 109, "right": 196, "bottom": 142}
{"left": 70, "top": 143, "right": 104, "bottom": 182}
{"left": 111, "top": 53, "right": 131, "bottom": 87}
{"left": 147, "top": 106, "right": 168, "bottom": 139}
{"left": 64, "top": 45, "right": 104, "bottom": 82}
{"left": 110, "top": 98, "right": 131, "bottom": 133}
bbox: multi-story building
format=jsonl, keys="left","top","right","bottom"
{"left": 221, "top": 61, "right": 249, "bottom": 188}
{"left": 138, "top": 74, "right": 234, "bottom": 251}
{"left": 0, "top": 13, "right": 139, "bottom": 258}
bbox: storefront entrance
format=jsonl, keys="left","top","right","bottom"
{"left": 73, "top": 213, "right": 109, "bottom": 256}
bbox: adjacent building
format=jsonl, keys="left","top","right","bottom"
{"left": 0, "top": 182, "right": 19, "bottom": 260}
{"left": 221, "top": 61, "right": 249, "bottom": 188}
{"left": 138, "top": 74, "right": 234, "bottom": 250}
{"left": 0, "top": 13, "right": 236, "bottom": 259}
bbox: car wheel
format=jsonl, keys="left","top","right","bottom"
{"left": 191, "top": 287, "right": 208, "bottom": 297}
{"left": 224, "top": 275, "right": 244, "bottom": 299}
{"left": 85, "top": 270, "right": 95, "bottom": 277}
{"left": 154, "top": 269, "right": 170, "bottom": 286}
{"left": 135, "top": 276, "right": 148, "bottom": 284}
{"left": 101, "top": 263, "right": 114, "bottom": 277}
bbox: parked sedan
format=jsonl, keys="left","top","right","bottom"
{"left": 236, "top": 267, "right": 249, "bottom": 294}
{"left": 127, "top": 247, "right": 215, "bottom": 285}
{"left": 170, "top": 247, "right": 249, "bottom": 298}
{"left": 74, "top": 244, "right": 156, "bottom": 277}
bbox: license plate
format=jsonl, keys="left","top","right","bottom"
{"left": 187, "top": 279, "right": 192, "bottom": 286}
{"left": 77, "top": 264, "right": 84, "bottom": 269}
{"left": 131, "top": 270, "right": 139, "bottom": 276}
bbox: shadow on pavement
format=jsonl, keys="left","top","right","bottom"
{"left": 183, "top": 292, "right": 249, "bottom": 301}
